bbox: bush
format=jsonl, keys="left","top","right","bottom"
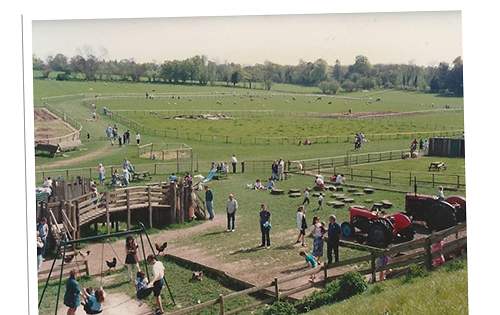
{"left": 404, "top": 264, "right": 430, "bottom": 283}
{"left": 337, "top": 271, "right": 368, "bottom": 300}
{"left": 263, "top": 301, "right": 297, "bottom": 315}
{"left": 445, "top": 259, "right": 467, "bottom": 272}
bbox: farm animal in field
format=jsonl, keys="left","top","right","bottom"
{"left": 328, "top": 101, "right": 332, "bottom": 104}
{"left": 216, "top": 101, "right": 222, "bottom": 105}
{"left": 292, "top": 96, "right": 296, "bottom": 101}
{"left": 402, "top": 152, "right": 411, "bottom": 159}
{"left": 155, "top": 242, "right": 168, "bottom": 255}
{"left": 250, "top": 97, "right": 254, "bottom": 101}
{"left": 316, "top": 97, "right": 322, "bottom": 101}
{"left": 106, "top": 257, "right": 117, "bottom": 270}
{"left": 234, "top": 101, "right": 237, "bottom": 105}
{"left": 64, "top": 255, "right": 74, "bottom": 264}
{"left": 191, "top": 271, "right": 204, "bottom": 281}
{"left": 285, "top": 100, "right": 289, "bottom": 103}
{"left": 376, "top": 98, "right": 381, "bottom": 102}
{"left": 348, "top": 108, "right": 352, "bottom": 114}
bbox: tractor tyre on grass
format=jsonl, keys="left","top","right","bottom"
{"left": 341, "top": 222, "right": 354, "bottom": 237}
{"left": 426, "top": 202, "right": 457, "bottom": 231}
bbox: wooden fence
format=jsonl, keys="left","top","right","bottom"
{"left": 164, "top": 222, "right": 467, "bottom": 315}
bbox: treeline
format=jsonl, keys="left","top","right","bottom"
{"left": 33, "top": 48, "right": 463, "bottom": 95}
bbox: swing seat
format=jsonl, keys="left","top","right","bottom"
{"left": 82, "top": 303, "right": 102, "bottom": 314}
{"left": 137, "top": 287, "right": 154, "bottom": 299}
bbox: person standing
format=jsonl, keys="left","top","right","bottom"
{"left": 63, "top": 268, "right": 85, "bottom": 315}
{"left": 302, "top": 188, "right": 310, "bottom": 205}
{"left": 259, "top": 204, "right": 272, "bottom": 248}
{"left": 37, "top": 231, "right": 44, "bottom": 272}
{"left": 122, "top": 166, "right": 130, "bottom": 186}
{"left": 147, "top": 255, "right": 165, "bottom": 315}
{"left": 271, "top": 160, "right": 278, "bottom": 181}
{"left": 37, "top": 217, "right": 49, "bottom": 258}
{"left": 310, "top": 216, "right": 324, "bottom": 263}
{"left": 205, "top": 186, "right": 215, "bottom": 220}
{"left": 317, "top": 193, "right": 324, "bottom": 210}
{"left": 97, "top": 164, "right": 105, "bottom": 185}
{"left": 125, "top": 236, "right": 141, "bottom": 282}
{"left": 136, "top": 132, "right": 141, "bottom": 145}
{"left": 226, "top": 194, "right": 238, "bottom": 232}
{"left": 231, "top": 154, "right": 237, "bottom": 173}
{"left": 277, "top": 158, "right": 285, "bottom": 181}
{"left": 326, "top": 215, "right": 341, "bottom": 264}
{"left": 125, "top": 130, "right": 131, "bottom": 144}
{"left": 295, "top": 205, "right": 307, "bottom": 247}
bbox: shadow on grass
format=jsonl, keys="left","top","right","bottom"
{"left": 280, "top": 266, "right": 308, "bottom": 275}
{"left": 203, "top": 230, "right": 228, "bottom": 236}
{"left": 229, "top": 246, "right": 263, "bottom": 255}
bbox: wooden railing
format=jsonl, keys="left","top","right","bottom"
{"left": 164, "top": 222, "right": 466, "bottom": 315}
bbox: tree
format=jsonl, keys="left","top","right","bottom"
{"left": 262, "top": 61, "right": 278, "bottom": 90}
{"left": 332, "top": 59, "right": 342, "bottom": 82}
{"left": 230, "top": 70, "right": 241, "bottom": 87}
{"left": 47, "top": 53, "right": 69, "bottom": 72}
{"left": 429, "top": 76, "right": 440, "bottom": 93}
{"left": 244, "top": 65, "right": 261, "bottom": 89}
{"left": 32, "top": 54, "right": 45, "bottom": 71}
{"left": 310, "top": 59, "right": 329, "bottom": 85}
{"left": 207, "top": 61, "right": 218, "bottom": 86}
{"left": 341, "top": 80, "right": 356, "bottom": 92}
{"left": 352, "top": 55, "right": 372, "bottom": 76}
{"left": 217, "top": 64, "right": 232, "bottom": 86}
{"left": 72, "top": 46, "right": 107, "bottom": 81}
{"left": 318, "top": 80, "right": 340, "bottom": 94}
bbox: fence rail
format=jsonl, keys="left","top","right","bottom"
{"left": 165, "top": 222, "right": 466, "bottom": 315}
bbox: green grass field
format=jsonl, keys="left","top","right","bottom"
{"left": 34, "top": 79, "right": 466, "bottom": 315}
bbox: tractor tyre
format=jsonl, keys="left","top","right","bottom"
{"left": 426, "top": 201, "right": 457, "bottom": 231}
{"left": 445, "top": 195, "right": 467, "bottom": 222}
{"left": 369, "top": 220, "right": 393, "bottom": 248}
{"left": 341, "top": 222, "right": 354, "bottom": 237}
{"left": 400, "top": 224, "right": 415, "bottom": 241}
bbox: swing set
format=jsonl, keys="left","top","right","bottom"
{"left": 38, "top": 222, "right": 176, "bottom": 314}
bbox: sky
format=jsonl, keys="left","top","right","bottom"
{"left": 32, "top": 11, "right": 462, "bottom": 67}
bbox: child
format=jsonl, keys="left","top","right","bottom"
{"left": 136, "top": 271, "right": 153, "bottom": 307}
{"left": 319, "top": 221, "right": 327, "bottom": 235}
{"left": 302, "top": 188, "right": 310, "bottom": 205}
{"left": 317, "top": 193, "right": 323, "bottom": 210}
{"left": 267, "top": 178, "right": 275, "bottom": 190}
{"left": 299, "top": 249, "right": 317, "bottom": 283}
{"left": 81, "top": 286, "right": 105, "bottom": 314}
{"left": 437, "top": 186, "right": 445, "bottom": 201}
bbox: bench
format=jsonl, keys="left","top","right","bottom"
{"left": 132, "top": 171, "right": 152, "bottom": 181}
{"left": 428, "top": 161, "right": 447, "bottom": 171}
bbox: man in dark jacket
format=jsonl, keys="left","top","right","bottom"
{"left": 327, "top": 215, "right": 341, "bottom": 264}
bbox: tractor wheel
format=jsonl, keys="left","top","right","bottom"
{"left": 369, "top": 220, "right": 393, "bottom": 248}
{"left": 426, "top": 202, "right": 457, "bottom": 231}
{"left": 341, "top": 222, "right": 354, "bottom": 237}
{"left": 445, "top": 195, "right": 466, "bottom": 222}
{"left": 400, "top": 224, "right": 415, "bottom": 241}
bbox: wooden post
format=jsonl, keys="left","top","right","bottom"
{"left": 74, "top": 201, "right": 80, "bottom": 240}
{"left": 274, "top": 277, "right": 280, "bottom": 301}
{"left": 425, "top": 238, "right": 433, "bottom": 270}
{"left": 323, "top": 263, "right": 328, "bottom": 281}
{"left": 105, "top": 192, "right": 110, "bottom": 235}
{"left": 219, "top": 294, "right": 225, "bottom": 315}
{"left": 370, "top": 250, "right": 377, "bottom": 283}
{"left": 126, "top": 189, "right": 131, "bottom": 231}
{"left": 371, "top": 170, "right": 373, "bottom": 182}
{"left": 148, "top": 186, "right": 153, "bottom": 228}
{"left": 389, "top": 171, "right": 392, "bottom": 184}
{"left": 177, "top": 150, "right": 179, "bottom": 173}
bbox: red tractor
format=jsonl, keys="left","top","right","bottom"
{"left": 404, "top": 193, "right": 466, "bottom": 231}
{"left": 341, "top": 206, "right": 414, "bottom": 248}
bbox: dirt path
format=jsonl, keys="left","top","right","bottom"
{"left": 57, "top": 293, "right": 152, "bottom": 315}
{"left": 36, "top": 143, "right": 115, "bottom": 169}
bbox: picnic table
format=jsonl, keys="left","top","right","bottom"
{"left": 132, "top": 171, "right": 152, "bottom": 181}
{"left": 428, "top": 161, "right": 447, "bottom": 171}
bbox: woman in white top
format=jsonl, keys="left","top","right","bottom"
{"left": 310, "top": 216, "right": 324, "bottom": 262}
{"left": 295, "top": 206, "right": 307, "bottom": 246}
{"left": 97, "top": 164, "right": 105, "bottom": 185}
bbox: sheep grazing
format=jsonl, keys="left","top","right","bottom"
{"left": 376, "top": 98, "right": 381, "bottom": 102}
{"left": 292, "top": 96, "right": 296, "bottom": 101}
{"left": 250, "top": 97, "right": 254, "bottom": 101}
{"left": 216, "top": 101, "right": 222, "bottom": 105}
{"left": 189, "top": 99, "right": 192, "bottom": 101}
{"left": 233, "top": 101, "right": 237, "bottom": 105}
{"left": 316, "top": 97, "right": 322, "bottom": 101}
{"left": 328, "top": 101, "right": 332, "bottom": 104}
{"left": 365, "top": 102, "right": 369, "bottom": 105}
{"left": 285, "top": 100, "right": 289, "bottom": 103}
{"left": 167, "top": 102, "right": 171, "bottom": 105}
{"left": 343, "top": 102, "right": 347, "bottom": 105}
{"left": 264, "top": 97, "right": 267, "bottom": 100}
{"left": 348, "top": 108, "right": 352, "bottom": 114}
{"left": 89, "top": 88, "right": 93, "bottom": 91}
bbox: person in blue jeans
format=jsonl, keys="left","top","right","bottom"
{"left": 259, "top": 204, "right": 272, "bottom": 248}
{"left": 226, "top": 194, "right": 238, "bottom": 232}
{"left": 327, "top": 214, "right": 342, "bottom": 264}
{"left": 205, "top": 186, "right": 215, "bottom": 220}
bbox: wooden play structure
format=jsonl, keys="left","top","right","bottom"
{"left": 36, "top": 177, "right": 206, "bottom": 253}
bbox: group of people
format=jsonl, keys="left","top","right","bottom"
{"left": 211, "top": 161, "right": 229, "bottom": 175}
{"left": 296, "top": 210, "right": 342, "bottom": 282}
{"left": 353, "top": 133, "right": 365, "bottom": 150}
{"left": 271, "top": 158, "right": 286, "bottom": 181}
{"left": 105, "top": 125, "right": 141, "bottom": 147}
{"left": 107, "top": 158, "right": 135, "bottom": 187}
{"left": 62, "top": 235, "right": 167, "bottom": 315}
{"left": 252, "top": 178, "right": 276, "bottom": 190}
{"left": 410, "top": 138, "right": 429, "bottom": 153}
{"left": 298, "top": 139, "right": 312, "bottom": 146}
